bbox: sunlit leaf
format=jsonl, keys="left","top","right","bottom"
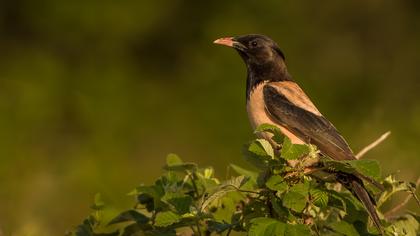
{"left": 166, "top": 153, "right": 183, "bottom": 166}
{"left": 284, "top": 224, "right": 311, "bottom": 236}
{"left": 280, "top": 137, "right": 310, "bottom": 160}
{"left": 265, "top": 175, "right": 288, "bottom": 193}
{"left": 348, "top": 159, "right": 381, "bottom": 180}
{"left": 154, "top": 211, "right": 181, "bottom": 227}
{"left": 310, "top": 188, "right": 329, "bottom": 208}
{"left": 167, "top": 196, "right": 193, "bottom": 214}
{"left": 323, "top": 159, "right": 381, "bottom": 180}
{"left": 387, "top": 214, "right": 419, "bottom": 236}
{"left": 249, "top": 218, "right": 286, "bottom": 236}
{"left": 201, "top": 176, "right": 249, "bottom": 211}
{"left": 254, "top": 123, "right": 284, "bottom": 144}
{"left": 329, "top": 221, "right": 360, "bottom": 236}
{"left": 256, "top": 139, "right": 275, "bottom": 158}
{"left": 230, "top": 164, "right": 258, "bottom": 182}
{"left": 282, "top": 182, "right": 309, "bottom": 212}
{"left": 90, "top": 193, "right": 105, "bottom": 211}
{"left": 283, "top": 191, "right": 307, "bottom": 212}
{"left": 254, "top": 123, "right": 281, "bottom": 134}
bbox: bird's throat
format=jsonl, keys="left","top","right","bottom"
{"left": 245, "top": 61, "right": 292, "bottom": 100}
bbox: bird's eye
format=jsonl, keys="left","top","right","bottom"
{"left": 251, "top": 41, "right": 258, "bottom": 47}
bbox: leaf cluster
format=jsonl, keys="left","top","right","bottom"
{"left": 69, "top": 124, "right": 419, "bottom": 236}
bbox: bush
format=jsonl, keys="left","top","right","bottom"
{"left": 69, "top": 124, "right": 419, "bottom": 236}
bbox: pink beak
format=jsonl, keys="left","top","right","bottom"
{"left": 213, "top": 37, "right": 235, "bottom": 47}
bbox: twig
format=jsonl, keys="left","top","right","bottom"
{"left": 188, "top": 171, "right": 200, "bottom": 198}
{"left": 384, "top": 177, "right": 420, "bottom": 219}
{"left": 195, "top": 219, "right": 202, "bottom": 236}
{"left": 356, "top": 131, "right": 391, "bottom": 159}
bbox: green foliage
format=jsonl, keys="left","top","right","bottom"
{"left": 324, "top": 159, "right": 381, "bottom": 180}
{"left": 70, "top": 124, "right": 419, "bottom": 236}
{"left": 280, "top": 137, "right": 310, "bottom": 160}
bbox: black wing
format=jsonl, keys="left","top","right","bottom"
{"left": 263, "top": 85, "right": 355, "bottom": 161}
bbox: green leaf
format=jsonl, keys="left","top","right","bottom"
{"left": 323, "top": 159, "right": 354, "bottom": 174}
{"left": 280, "top": 137, "right": 310, "bottom": 160}
{"left": 290, "top": 181, "right": 310, "bottom": 195}
{"left": 387, "top": 214, "right": 419, "bottom": 236}
{"left": 201, "top": 188, "right": 236, "bottom": 211}
{"left": 254, "top": 123, "right": 284, "bottom": 144}
{"left": 230, "top": 164, "right": 258, "bottom": 182}
{"left": 166, "top": 153, "right": 183, "bottom": 166}
{"left": 265, "top": 175, "right": 288, "bottom": 193}
{"left": 211, "top": 192, "right": 244, "bottom": 223}
{"left": 282, "top": 183, "right": 309, "bottom": 212}
{"left": 108, "top": 210, "right": 149, "bottom": 225}
{"left": 248, "top": 139, "right": 273, "bottom": 158}
{"left": 163, "top": 163, "right": 197, "bottom": 172}
{"left": 72, "top": 218, "right": 95, "bottom": 236}
{"left": 348, "top": 159, "right": 381, "bottom": 180}
{"left": 226, "top": 175, "right": 250, "bottom": 188}
{"left": 284, "top": 224, "right": 311, "bottom": 236}
{"left": 119, "top": 224, "right": 144, "bottom": 236}
{"left": 203, "top": 167, "right": 214, "bottom": 179}
{"left": 167, "top": 196, "right": 193, "bottom": 214}
{"left": 338, "top": 192, "right": 367, "bottom": 224}
{"left": 310, "top": 188, "right": 329, "bottom": 208}
{"left": 254, "top": 123, "right": 281, "bottom": 134}
{"left": 271, "top": 197, "right": 290, "bottom": 219}
{"left": 378, "top": 175, "right": 414, "bottom": 208}
{"left": 136, "top": 193, "right": 154, "bottom": 212}
{"left": 327, "top": 190, "right": 347, "bottom": 212}
{"left": 329, "top": 221, "right": 360, "bottom": 236}
{"left": 249, "top": 217, "right": 286, "bottom": 236}
{"left": 256, "top": 139, "right": 274, "bottom": 158}
{"left": 243, "top": 140, "right": 274, "bottom": 169}
{"left": 129, "top": 184, "right": 165, "bottom": 211}
{"left": 91, "top": 193, "right": 105, "bottom": 210}
{"left": 154, "top": 211, "right": 181, "bottom": 227}
{"left": 163, "top": 153, "right": 197, "bottom": 172}
{"left": 283, "top": 191, "right": 307, "bottom": 212}
{"left": 323, "top": 159, "right": 381, "bottom": 180}
{"left": 201, "top": 176, "right": 249, "bottom": 211}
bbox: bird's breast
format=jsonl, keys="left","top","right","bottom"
{"left": 247, "top": 82, "right": 273, "bottom": 130}
{"left": 246, "top": 82, "right": 305, "bottom": 144}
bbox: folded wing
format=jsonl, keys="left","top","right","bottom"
{"left": 263, "top": 82, "right": 354, "bottom": 161}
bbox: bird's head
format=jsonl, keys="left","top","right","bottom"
{"left": 214, "top": 34, "right": 285, "bottom": 67}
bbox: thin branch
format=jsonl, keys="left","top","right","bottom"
{"left": 187, "top": 171, "right": 200, "bottom": 198}
{"left": 195, "top": 219, "right": 202, "bottom": 236}
{"left": 356, "top": 131, "right": 391, "bottom": 159}
{"left": 384, "top": 177, "right": 420, "bottom": 219}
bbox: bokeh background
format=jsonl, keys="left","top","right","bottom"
{"left": 0, "top": 0, "right": 419, "bottom": 235}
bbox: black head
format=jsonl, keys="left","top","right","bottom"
{"left": 214, "top": 34, "right": 292, "bottom": 99}
{"left": 214, "top": 34, "right": 285, "bottom": 66}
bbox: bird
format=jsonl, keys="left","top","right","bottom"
{"left": 214, "top": 34, "right": 383, "bottom": 233}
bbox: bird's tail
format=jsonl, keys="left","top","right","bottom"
{"left": 337, "top": 174, "right": 384, "bottom": 235}
{"left": 350, "top": 180, "right": 383, "bottom": 234}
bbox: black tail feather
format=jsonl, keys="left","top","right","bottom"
{"left": 337, "top": 173, "right": 384, "bottom": 234}
{"left": 350, "top": 180, "right": 384, "bottom": 235}
{"left": 354, "top": 172, "right": 384, "bottom": 192}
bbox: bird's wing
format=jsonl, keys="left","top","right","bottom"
{"left": 263, "top": 81, "right": 355, "bottom": 161}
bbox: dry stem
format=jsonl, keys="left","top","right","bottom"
{"left": 384, "top": 177, "right": 420, "bottom": 219}
{"left": 356, "top": 131, "right": 391, "bottom": 159}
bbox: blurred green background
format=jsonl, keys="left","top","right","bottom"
{"left": 0, "top": 0, "right": 419, "bottom": 235}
